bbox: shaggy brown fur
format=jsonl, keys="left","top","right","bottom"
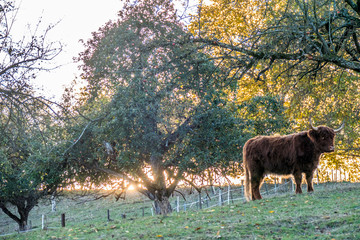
{"left": 243, "top": 126, "right": 340, "bottom": 201}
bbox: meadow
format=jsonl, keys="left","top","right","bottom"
{"left": 0, "top": 182, "right": 359, "bottom": 239}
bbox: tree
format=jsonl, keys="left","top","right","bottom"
{"left": 0, "top": 109, "right": 66, "bottom": 231}
{"left": 0, "top": 1, "right": 64, "bottom": 231}
{"left": 70, "top": 0, "right": 271, "bottom": 215}
{"left": 190, "top": 0, "right": 360, "bottom": 167}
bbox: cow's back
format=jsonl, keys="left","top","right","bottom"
{"left": 243, "top": 132, "right": 308, "bottom": 175}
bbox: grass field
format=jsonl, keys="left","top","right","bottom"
{"left": 1, "top": 182, "right": 359, "bottom": 239}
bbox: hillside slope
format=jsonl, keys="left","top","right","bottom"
{"left": 2, "top": 182, "right": 360, "bottom": 239}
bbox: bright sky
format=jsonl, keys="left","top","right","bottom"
{"left": 14, "top": 0, "right": 201, "bottom": 101}
{"left": 15, "top": 0, "right": 124, "bottom": 100}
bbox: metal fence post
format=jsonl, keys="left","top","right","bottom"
{"left": 218, "top": 188, "right": 222, "bottom": 206}
{"left": 176, "top": 196, "right": 180, "bottom": 213}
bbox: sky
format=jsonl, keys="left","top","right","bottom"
{"left": 15, "top": 0, "right": 124, "bottom": 100}
{"left": 13, "top": 0, "right": 202, "bottom": 101}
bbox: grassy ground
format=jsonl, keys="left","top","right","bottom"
{"left": 1, "top": 182, "right": 359, "bottom": 239}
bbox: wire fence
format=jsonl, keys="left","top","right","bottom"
{"left": 171, "top": 179, "right": 295, "bottom": 213}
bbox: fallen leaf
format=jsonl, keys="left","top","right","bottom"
{"left": 184, "top": 226, "right": 189, "bottom": 229}
{"left": 269, "top": 211, "right": 275, "bottom": 213}
{"left": 110, "top": 225, "right": 116, "bottom": 229}
{"left": 195, "top": 227, "right": 202, "bottom": 231}
{"left": 156, "top": 235, "right": 163, "bottom": 237}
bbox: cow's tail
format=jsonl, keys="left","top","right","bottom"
{"left": 244, "top": 164, "right": 251, "bottom": 201}
{"left": 243, "top": 146, "right": 251, "bottom": 202}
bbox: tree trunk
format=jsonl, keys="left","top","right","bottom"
{"left": 0, "top": 205, "right": 30, "bottom": 231}
{"left": 153, "top": 195, "right": 172, "bottom": 215}
{"left": 18, "top": 208, "right": 30, "bottom": 231}
{"left": 18, "top": 219, "right": 29, "bottom": 232}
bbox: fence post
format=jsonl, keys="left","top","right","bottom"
{"left": 198, "top": 192, "right": 202, "bottom": 210}
{"left": 107, "top": 209, "right": 112, "bottom": 221}
{"left": 61, "top": 213, "right": 65, "bottom": 227}
{"left": 264, "top": 181, "right": 269, "bottom": 195}
{"left": 227, "top": 185, "right": 231, "bottom": 205}
{"left": 241, "top": 181, "right": 244, "bottom": 198}
{"left": 176, "top": 196, "right": 180, "bottom": 213}
{"left": 316, "top": 169, "right": 319, "bottom": 185}
{"left": 218, "top": 188, "right": 222, "bottom": 206}
{"left": 42, "top": 215, "right": 47, "bottom": 230}
{"left": 274, "top": 178, "right": 277, "bottom": 193}
{"left": 151, "top": 207, "right": 154, "bottom": 216}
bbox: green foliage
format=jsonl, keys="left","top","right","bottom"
{"left": 0, "top": 101, "right": 67, "bottom": 230}
{"left": 238, "top": 95, "right": 292, "bottom": 136}
{"left": 190, "top": 0, "right": 360, "bottom": 169}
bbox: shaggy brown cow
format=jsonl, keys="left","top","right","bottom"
{"left": 243, "top": 119, "right": 344, "bottom": 201}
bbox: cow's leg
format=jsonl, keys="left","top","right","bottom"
{"left": 305, "top": 171, "right": 314, "bottom": 192}
{"left": 293, "top": 172, "right": 303, "bottom": 194}
{"left": 250, "top": 174, "right": 263, "bottom": 200}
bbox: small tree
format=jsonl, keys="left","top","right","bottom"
{"left": 0, "top": 0, "right": 64, "bottom": 231}
{"left": 0, "top": 121, "right": 65, "bottom": 231}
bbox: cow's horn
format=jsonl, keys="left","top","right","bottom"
{"left": 309, "top": 117, "right": 318, "bottom": 131}
{"left": 333, "top": 122, "right": 345, "bottom": 133}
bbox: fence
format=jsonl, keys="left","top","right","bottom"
{"left": 171, "top": 179, "right": 295, "bottom": 213}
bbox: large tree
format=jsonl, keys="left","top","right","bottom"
{"left": 69, "top": 0, "right": 289, "bottom": 215}
{"left": 190, "top": 0, "right": 360, "bottom": 174}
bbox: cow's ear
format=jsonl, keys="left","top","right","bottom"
{"left": 308, "top": 129, "right": 317, "bottom": 142}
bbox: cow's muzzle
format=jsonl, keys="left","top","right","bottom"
{"left": 327, "top": 146, "right": 335, "bottom": 152}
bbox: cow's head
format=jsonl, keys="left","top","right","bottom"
{"left": 308, "top": 118, "right": 344, "bottom": 153}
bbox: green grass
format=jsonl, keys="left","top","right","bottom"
{"left": 1, "top": 182, "right": 359, "bottom": 239}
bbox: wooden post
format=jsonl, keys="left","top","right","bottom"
{"left": 151, "top": 208, "right": 154, "bottom": 216}
{"left": 198, "top": 192, "right": 202, "bottom": 210}
{"left": 61, "top": 213, "right": 65, "bottom": 227}
{"left": 183, "top": 202, "right": 187, "bottom": 212}
{"left": 274, "top": 178, "right": 277, "bottom": 193}
{"left": 107, "top": 209, "right": 111, "bottom": 221}
{"left": 42, "top": 215, "right": 47, "bottom": 230}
